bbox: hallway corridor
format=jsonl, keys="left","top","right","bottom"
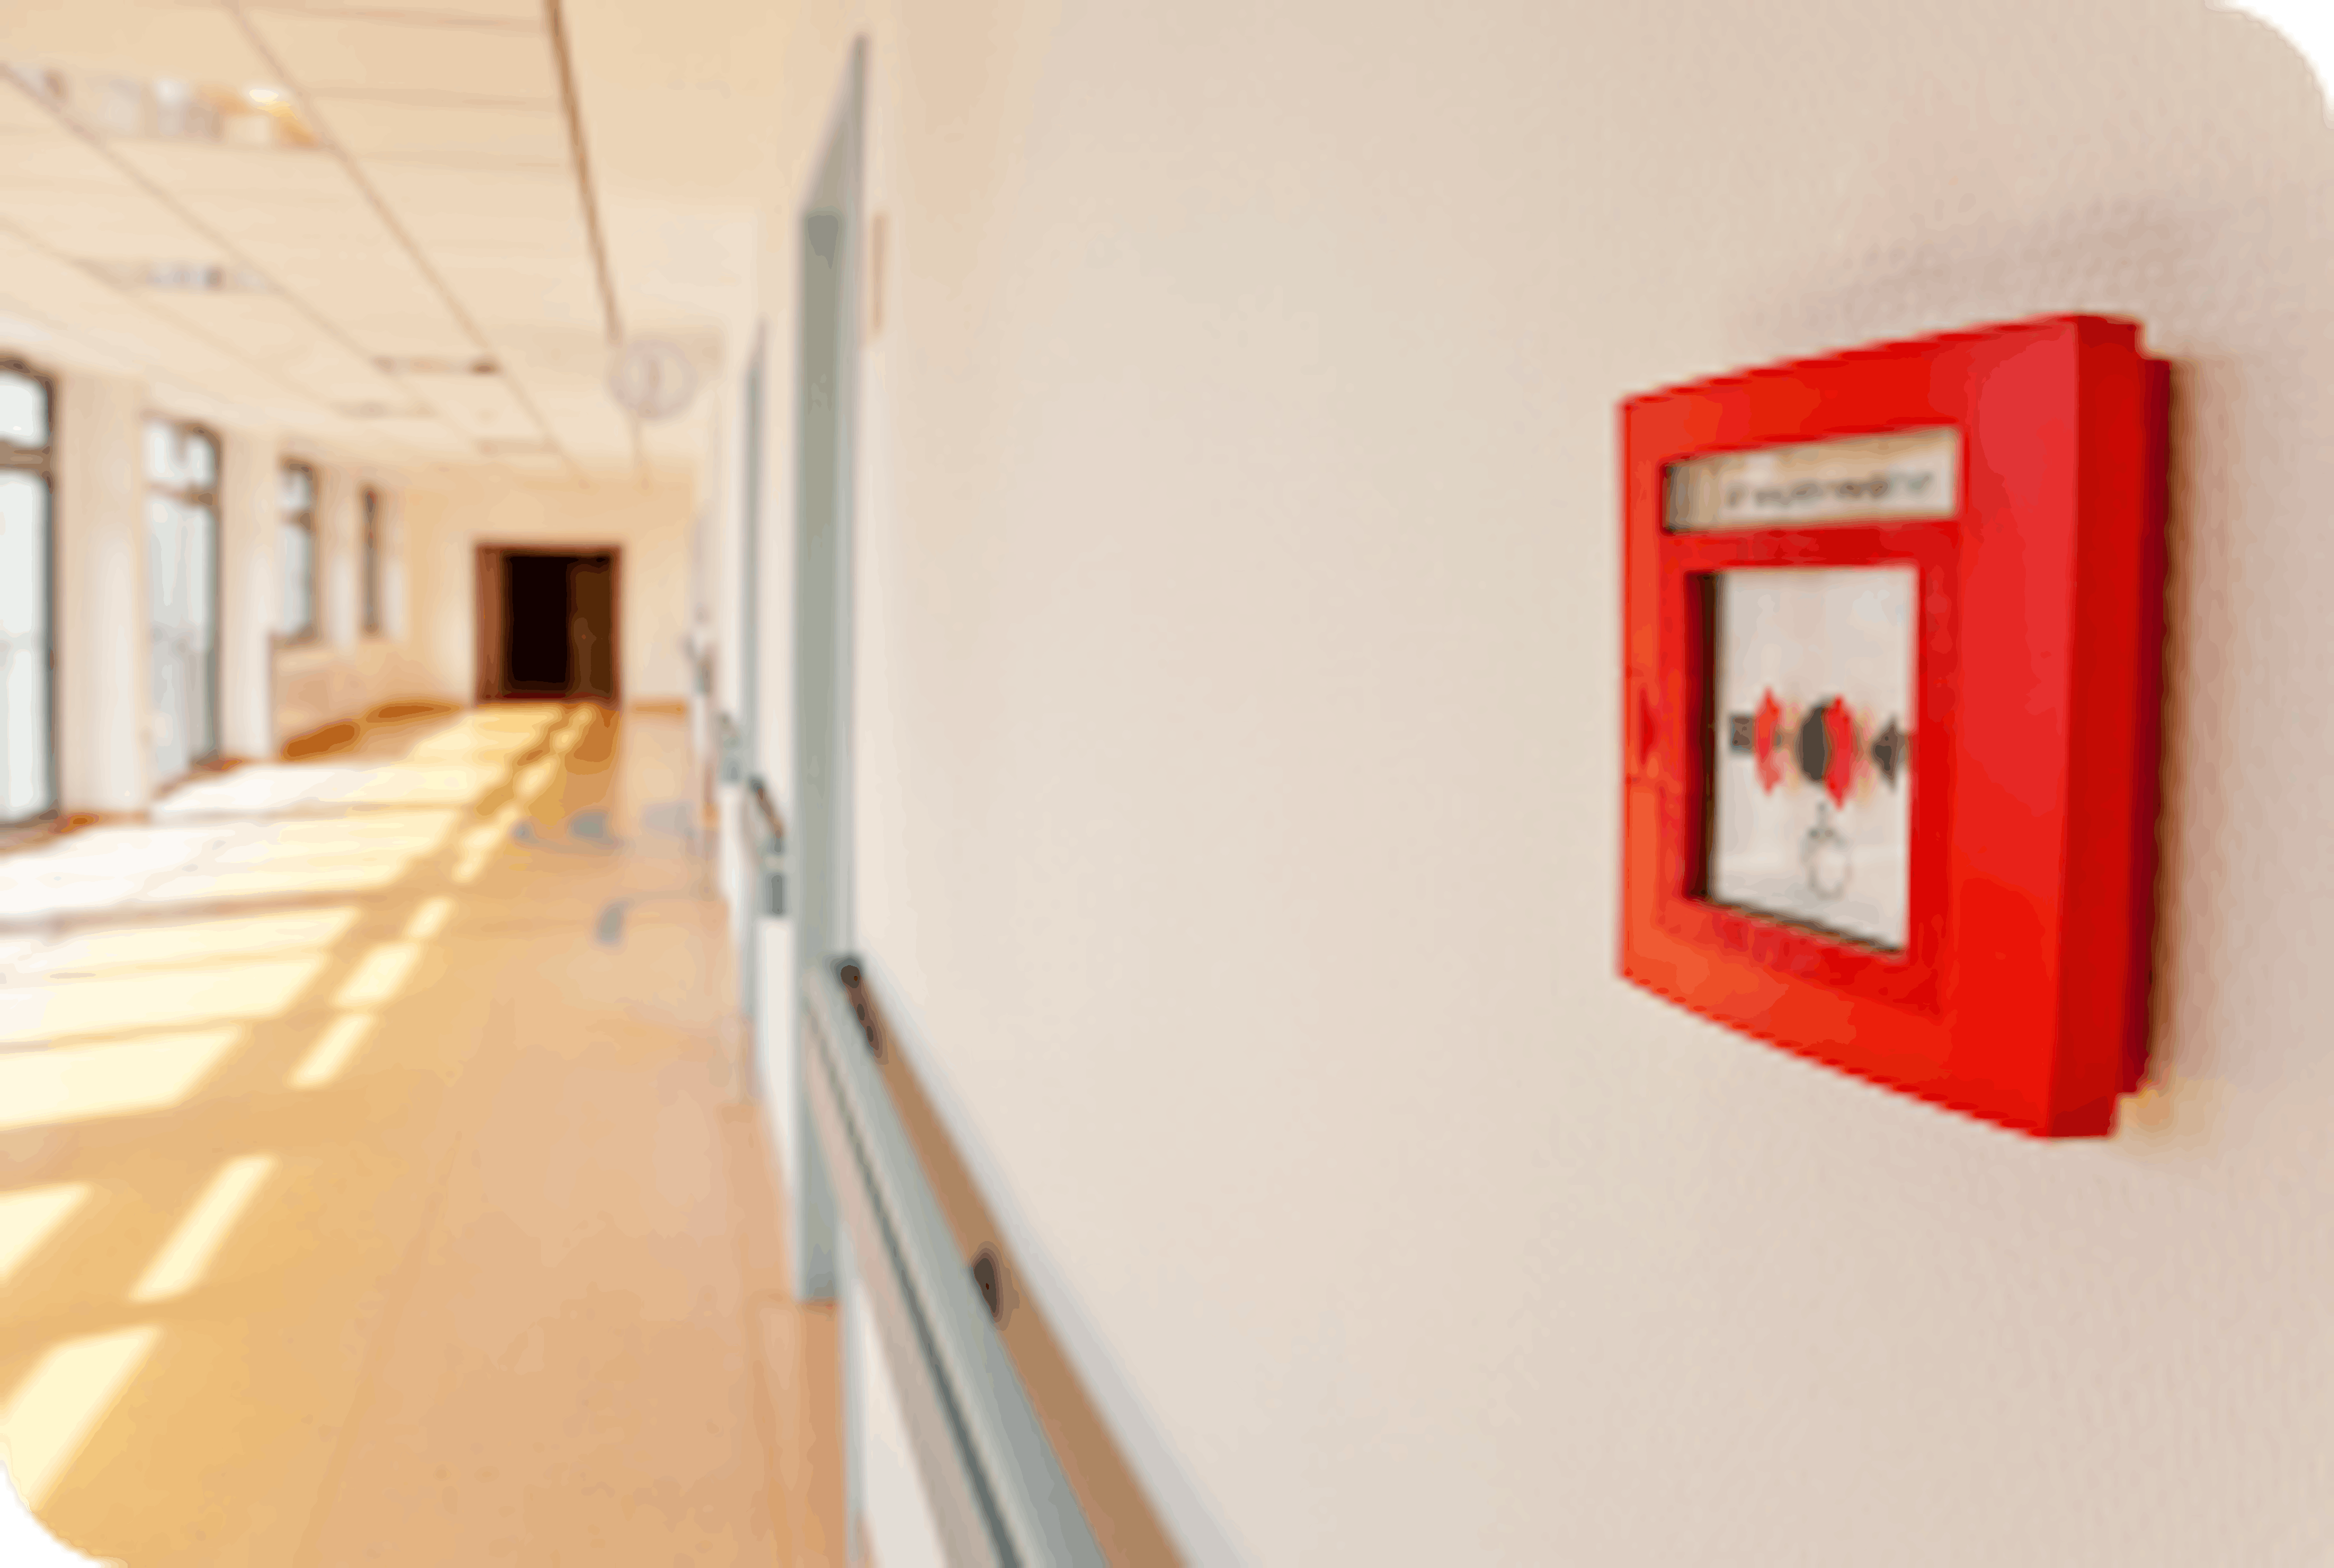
{"left": 0, "top": 706, "right": 838, "bottom": 1567}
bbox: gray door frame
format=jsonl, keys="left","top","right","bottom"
{"left": 789, "top": 39, "right": 867, "bottom": 1307}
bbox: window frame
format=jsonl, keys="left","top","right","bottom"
{"left": 145, "top": 414, "right": 224, "bottom": 773}
{"left": 279, "top": 458, "right": 320, "bottom": 644}
{"left": 0, "top": 357, "right": 57, "bottom": 827}
{"left": 360, "top": 486, "right": 382, "bottom": 637}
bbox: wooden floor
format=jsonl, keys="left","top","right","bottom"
{"left": 0, "top": 704, "right": 841, "bottom": 1567}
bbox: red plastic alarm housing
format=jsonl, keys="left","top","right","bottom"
{"left": 1619, "top": 314, "right": 2167, "bottom": 1138}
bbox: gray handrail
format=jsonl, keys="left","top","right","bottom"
{"left": 800, "top": 957, "right": 1108, "bottom": 1568}
{"left": 745, "top": 777, "right": 786, "bottom": 916}
{"left": 746, "top": 774, "right": 787, "bottom": 847}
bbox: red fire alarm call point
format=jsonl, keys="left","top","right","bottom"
{"left": 1619, "top": 314, "right": 2167, "bottom": 1138}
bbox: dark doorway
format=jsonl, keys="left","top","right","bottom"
{"left": 475, "top": 546, "right": 621, "bottom": 702}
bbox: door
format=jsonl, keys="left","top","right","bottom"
{"left": 504, "top": 553, "right": 574, "bottom": 696}
{"left": 474, "top": 546, "right": 620, "bottom": 702}
{"left": 568, "top": 555, "right": 616, "bottom": 701}
{"left": 474, "top": 545, "right": 506, "bottom": 701}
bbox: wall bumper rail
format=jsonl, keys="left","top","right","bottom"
{"left": 801, "top": 957, "right": 1109, "bottom": 1568}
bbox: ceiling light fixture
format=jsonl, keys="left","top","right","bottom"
{"left": 375, "top": 356, "right": 500, "bottom": 377}
{"left": 334, "top": 402, "right": 432, "bottom": 420}
{"left": 84, "top": 260, "right": 274, "bottom": 294}
{"left": 4, "top": 63, "right": 319, "bottom": 149}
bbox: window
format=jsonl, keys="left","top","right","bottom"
{"left": 146, "top": 418, "right": 221, "bottom": 782}
{"left": 361, "top": 487, "right": 381, "bottom": 635}
{"left": 280, "top": 461, "right": 317, "bottom": 641}
{"left": 0, "top": 362, "right": 54, "bottom": 824}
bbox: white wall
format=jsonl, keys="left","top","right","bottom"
{"left": 851, "top": 1285, "right": 949, "bottom": 1568}
{"left": 269, "top": 638, "right": 435, "bottom": 746}
{"left": 401, "top": 473, "right": 696, "bottom": 707}
{"left": 269, "top": 457, "right": 433, "bottom": 747}
{"left": 52, "top": 370, "right": 148, "bottom": 814}
{"left": 743, "top": 2, "right": 2334, "bottom": 1565}
{"left": 314, "top": 458, "right": 361, "bottom": 653}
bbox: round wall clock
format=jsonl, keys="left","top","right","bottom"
{"left": 607, "top": 338, "right": 701, "bottom": 422}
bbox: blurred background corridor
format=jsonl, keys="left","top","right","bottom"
{"left": 1, "top": 706, "right": 839, "bottom": 1564}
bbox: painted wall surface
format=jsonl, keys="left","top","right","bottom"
{"left": 270, "top": 638, "right": 436, "bottom": 749}
{"left": 749, "top": 2, "right": 2334, "bottom": 1564}
{"left": 850, "top": 1285, "right": 949, "bottom": 1568}
{"left": 268, "top": 459, "right": 428, "bottom": 748}
{"left": 51, "top": 370, "right": 150, "bottom": 814}
{"left": 401, "top": 475, "right": 695, "bottom": 707}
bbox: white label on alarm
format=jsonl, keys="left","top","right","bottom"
{"left": 1667, "top": 427, "right": 1958, "bottom": 531}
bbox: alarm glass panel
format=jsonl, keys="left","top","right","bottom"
{"left": 1709, "top": 567, "right": 1915, "bottom": 949}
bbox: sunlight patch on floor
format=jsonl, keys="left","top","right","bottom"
{"left": 287, "top": 1013, "right": 379, "bottom": 1088}
{"left": 0, "top": 1188, "right": 93, "bottom": 1290}
{"left": 133, "top": 859, "right": 409, "bottom": 905}
{"left": 0, "top": 1327, "right": 161, "bottom": 1509}
{"left": 452, "top": 803, "right": 524, "bottom": 884}
{"left": 331, "top": 942, "right": 426, "bottom": 1010}
{"left": 0, "top": 1030, "right": 244, "bottom": 1133}
{"left": 0, "top": 956, "right": 329, "bottom": 1045}
{"left": 0, "top": 907, "right": 361, "bottom": 982}
{"left": 129, "top": 1156, "right": 280, "bottom": 1304}
{"left": 210, "top": 810, "right": 461, "bottom": 858}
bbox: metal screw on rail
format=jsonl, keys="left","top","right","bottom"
{"left": 970, "top": 1249, "right": 1003, "bottom": 1324}
{"left": 836, "top": 957, "right": 883, "bottom": 1059}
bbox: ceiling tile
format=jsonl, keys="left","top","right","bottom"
{"left": 151, "top": 189, "right": 398, "bottom": 255}
{"left": 0, "top": 90, "right": 60, "bottom": 134}
{"left": 248, "top": 13, "right": 559, "bottom": 102}
{"left": 143, "top": 291, "right": 403, "bottom": 405}
{"left": 109, "top": 139, "right": 353, "bottom": 201}
{"left": 438, "top": 256, "right": 602, "bottom": 333}
{"left": 0, "top": 129, "right": 142, "bottom": 191}
{"left": 247, "top": 1, "right": 545, "bottom": 26}
{"left": 512, "top": 378, "right": 630, "bottom": 459}
{"left": 358, "top": 162, "right": 587, "bottom": 257}
{"left": 393, "top": 370, "right": 539, "bottom": 441}
{"left": 121, "top": 175, "right": 477, "bottom": 356}
{"left": 277, "top": 346, "right": 411, "bottom": 404}
{"left": 145, "top": 290, "right": 333, "bottom": 362}
{"left": 318, "top": 99, "right": 566, "bottom": 167}
{"left": 326, "top": 414, "right": 475, "bottom": 455}
{"left": 132, "top": 299, "right": 427, "bottom": 424}
{"left": 0, "top": 2, "right": 275, "bottom": 88}
{"left": 1, "top": 0, "right": 748, "bottom": 488}
{"left": 255, "top": 262, "right": 473, "bottom": 357}
{"left": 0, "top": 242, "right": 304, "bottom": 411}
{"left": 461, "top": 322, "right": 604, "bottom": 378}
{"left": 0, "top": 185, "right": 229, "bottom": 265}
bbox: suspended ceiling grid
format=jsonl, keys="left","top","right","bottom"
{"left": 0, "top": 0, "right": 726, "bottom": 481}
